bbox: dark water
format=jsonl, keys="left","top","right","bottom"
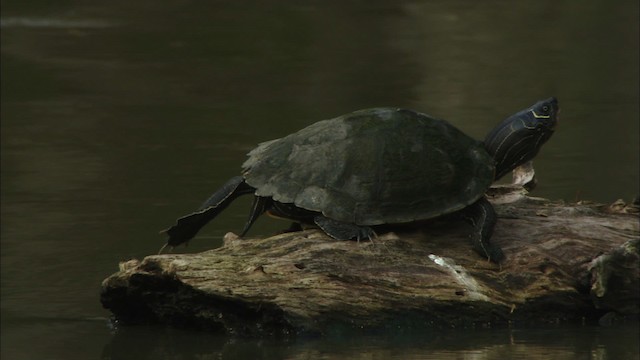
{"left": 1, "top": 1, "right": 638, "bottom": 359}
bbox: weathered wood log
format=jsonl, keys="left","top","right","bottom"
{"left": 101, "top": 186, "right": 639, "bottom": 336}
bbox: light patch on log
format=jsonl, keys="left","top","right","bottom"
{"left": 428, "top": 254, "right": 490, "bottom": 302}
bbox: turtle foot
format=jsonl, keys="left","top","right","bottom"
{"left": 474, "top": 244, "right": 505, "bottom": 264}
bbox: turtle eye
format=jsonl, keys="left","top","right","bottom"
{"left": 541, "top": 105, "right": 549, "bottom": 113}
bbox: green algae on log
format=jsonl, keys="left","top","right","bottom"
{"left": 101, "top": 186, "right": 639, "bottom": 336}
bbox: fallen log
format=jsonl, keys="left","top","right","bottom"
{"left": 101, "top": 186, "right": 639, "bottom": 336}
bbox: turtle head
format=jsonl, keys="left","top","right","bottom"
{"left": 484, "top": 97, "right": 559, "bottom": 180}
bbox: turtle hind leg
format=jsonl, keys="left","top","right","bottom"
{"left": 462, "top": 197, "right": 505, "bottom": 264}
{"left": 161, "top": 176, "right": 254, "bottom": 248}
{"left": 266, "top": 202, "right": 314, "bottom": 235}
{"left": 239, "top": 196, "right": 272, "bottom": 237}
{"left": 313, "top": 215, "right": 376, "bottom": 241}
{"left": 196, "top": 176, "right": 253, "bottom": 211}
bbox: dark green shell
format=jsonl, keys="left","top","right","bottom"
{"left": 242, "top": 108, "right": 495, "bottom": 225}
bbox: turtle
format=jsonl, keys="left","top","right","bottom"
{"left": 161, "top": 97, "right": 559, "bottom": 263}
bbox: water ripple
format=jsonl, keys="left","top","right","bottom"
{"left": 0, "top": 17, "right": 115, "bottom": 29}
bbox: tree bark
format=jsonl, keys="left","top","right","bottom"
{"left": 101, "top": 186, "right": 639, "bottom": 336}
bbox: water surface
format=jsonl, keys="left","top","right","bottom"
{"left": 1, "top": 1, "right": 638, "bottom": 359}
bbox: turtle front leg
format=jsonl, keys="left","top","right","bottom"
{"left": 462, "top": 197, "right": 505, "bottom": 264}
{"left": 313, "top": 216, "right": 376, "bottom": 241}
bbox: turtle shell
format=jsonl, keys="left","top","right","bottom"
{"left": 242, "top": 108, "right": 495, "bottom": 225}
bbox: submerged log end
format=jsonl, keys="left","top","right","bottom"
{"left": 589, "top": 238, "right": 640, "bottom": 317}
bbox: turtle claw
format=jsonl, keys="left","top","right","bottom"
{"left": 158, "top": 243, "right": 174, "bottom": 255}
{"left": 356, "top": 227, "right": 378, "bottom": 243}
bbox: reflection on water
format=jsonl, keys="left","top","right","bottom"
{"left": 100, "top": 323, "right": 640, "bottom": 360}
{"left": 1, "top": 0, "right": 638, "bottom": 359}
